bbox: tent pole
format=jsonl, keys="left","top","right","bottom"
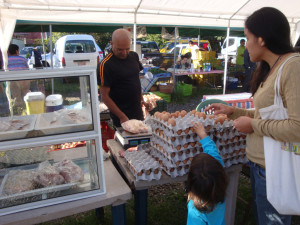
{"left": 40, "top": 25, "right": 46, "bottom": 68}
{"left": 173, "top": 27, "right": 177, "bottom": 86}
{"left": 223, "top": 0, "right": 251, "bottom": 95}
{"left": 49, "top": 24, "right": 54, "bottom": 94}
{"left": 223, "top": 24, "right": 230, "bottom": 95}
{"left": 133, "top": 15, "right": 137, "bottom": 52}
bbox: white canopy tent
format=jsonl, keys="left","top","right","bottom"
{"left": 1, "top": 0, "right": 300, "bottom": 93}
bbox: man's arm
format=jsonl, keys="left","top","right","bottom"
{"left": 100, "top": 86, "right": 129, "bottom": 124}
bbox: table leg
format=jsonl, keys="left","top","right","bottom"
{"left": 112, "top": 204, "right": 127, "bottom": 225}
{"left": 135, "top": 189, "right": 148, "bottom": 225}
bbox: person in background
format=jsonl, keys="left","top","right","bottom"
{"left": 236, "top": 39, "right": 246, "bottom": 74}
{"left": 7, "top": 44, "right": 30, "bottom": 112}
{"left": 187, "top": 122, "right": 228, "bottom": 225}
{"left": 188, "top": 41, "right": 199, "bottom": 66}
{"left": 97, "top": 28, "right": 150, "bottom": 127}
{"left": 205, "top": 7, "right": 300, "bottom": 225}
{"left": 33, "top": 47, "right": 42, "bottom": 68}
{"left": 242, "top": 48, "right": 256, "bottom": 92}
{"left": 0, "top": 48, "right": 3, "bottom": 70}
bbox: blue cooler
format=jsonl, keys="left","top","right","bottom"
{"left": 46, "top": 94, "right": 63, "bottom": 112}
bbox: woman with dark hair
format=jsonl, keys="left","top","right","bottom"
{"left": 205, "top": 7, "right": 300, "bottom": 225}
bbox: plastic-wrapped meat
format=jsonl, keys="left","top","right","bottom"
{"left": 34, "top": 162, "right": 65, "bottom": 187}
{"left": 2, "top": 170, "right": 36, "bottom": 195}
{"left": 121, "top": 119, "right": 150, "bottom": 134}
{"left": 54, "top": 159, "right": 84, "bottom": 183}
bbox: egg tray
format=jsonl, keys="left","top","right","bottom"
{"left": 149, "top": 147, "right": 191, "bottom": 178}
{"left": 150, "top": 140, "right": 202, "bottom": 164}
{"left": 223, "top": 155, "right": 248, "bottom": 168}
{"left": 219, "top": 148, "right": 246, "bottom": 159}
{"left": 152, "top": 129, "right": 215, "bottom": 146}
{"left": 148, "top": 113, "right": 215, "bottom": 137}
{"left": 151, "top": 133, "right": 202, "bottom": 151}
{"left": 216, "top": 140, "right": 247, "bottom": 153}
{"left": 123, "top": 150, "right": 162, "bottom": 181}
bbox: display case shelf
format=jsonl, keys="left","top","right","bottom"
{"left": 0, "top": 68, "right": 105, "bottom": 216}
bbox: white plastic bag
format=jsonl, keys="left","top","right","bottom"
{"left": 259, "top": 55, "right": 300, "bottom": 215}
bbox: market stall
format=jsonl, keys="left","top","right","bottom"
{"left": 108, "top": 109, "right": 247, "bottom": 225}
{"left": 0, "top": 68, "right": 133, "bottom": 224}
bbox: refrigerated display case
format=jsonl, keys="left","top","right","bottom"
{"left": 0, "top": 68, "right": 105, "bottom": 216}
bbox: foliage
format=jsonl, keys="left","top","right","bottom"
{"left": 90, "top": 32, "right": 112, "bottom": 50}
{"left": 140, "top": 34, "right": 168, "bottom": 49}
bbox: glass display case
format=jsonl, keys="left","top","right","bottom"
{"left": 0, "top": 68, "right": 105, "bottom": 216}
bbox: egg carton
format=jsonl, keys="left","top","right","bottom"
{"left": 150, "top": 141, "right": 202, "bottom": 163}
{"left": 149, "top": 147, "right": 193, "bottom": 178}
{"left": 219, "top": 148, "right": 246, "bottom": 159}
{"left": 149, "top": 114, "right": 215, "bottom": 137}
{"left": 215, "top": 136, "right": 246, "bottom": 146}
{"left": 223, "top": 154, "right": 248, "bottom": 168}
{"left": 124, "top": 150, "right": 162, "bottom": 181}
{"left": 151, "top": 135, "right": 203, "bottom": 155}
{"left": 152, "top": 129, "right": 214, "bottom": 146}
{"left": 217, "top": 141, "right": 247, "bottom": 154}
{"left": 151, "top": 133, "right": 200, "bottom": 151}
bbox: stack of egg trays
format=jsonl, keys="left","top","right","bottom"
{"left": 147, "top": 112, "right": 215, "bottom": 177}
{"left": 149, "top": 146, "right": 191, "bottom": 178}
{"left": 123, "top": 150, "right": 162, "bottom": 181}
{"left": 213, "top": 119, "right": 248, "bottom": 168}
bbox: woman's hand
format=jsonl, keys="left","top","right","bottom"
{"left": 233, "top": 116, "right": 254, "bottom": 134}
{"left": 205, "top": 103, "right": 235, "bottom": 115}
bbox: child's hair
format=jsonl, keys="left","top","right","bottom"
{"left": 187, "top": 153, "right": 228, "bottom": 213}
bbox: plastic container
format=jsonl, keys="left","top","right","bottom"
{"left": 24, "top": 92, "right": 45, "bottom": 115}
{"left": 46, "top": 94, "right": 63, "bottom": 112}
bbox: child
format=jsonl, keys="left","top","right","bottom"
{"left": 187, "top": 122, "right": 228, "bottom": 225}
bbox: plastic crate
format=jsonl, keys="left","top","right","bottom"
{"left": 153, "top": 73, "right": 171, "bottom": 78}
{"left": 151, "top": 91, "right": 171, "bottom": 103}
{"left": 143, "top": 66, "right": 159, "bottom": 73}
{"left": 159, "top": 83, "right": 174, "bottom": 94}
{"left": 176, "top": 83, "right": 193, "bottom": 96}
{"left": 100, "top": 121, "right": 115, "bottom": 152}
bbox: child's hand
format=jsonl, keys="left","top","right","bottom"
{"left": 192, "top": 122, "right": 207, "bottom": 139}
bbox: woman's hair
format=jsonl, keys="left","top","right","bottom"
{"left": 8, "top": 44, "right": 19, "bottom": 55}
{"left": 245, "top": 7, "right": 295, "bottom": 95}
{"left": 187, "top": 153, "right": 228, "bottom": 213}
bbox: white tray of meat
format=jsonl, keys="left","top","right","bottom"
{"left": 35, "top": 108, "right": 92, "bottom": 135}
{"left": 0, "top": 115, "right": 37, "bottom": 141}
{"left": 121, "top": 119, "right": 151, "bottom": 134}
{"left": 0, "top": 159, "right": 84, "bottom": 201}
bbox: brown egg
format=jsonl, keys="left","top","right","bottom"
{"left": 175, "top": 111, "right": 180, "bottom": 117}
{"left": 171, "top": 112, "right": 177, "bottom": 118}
{"left": 217, "top": 113, "right": 228, "bottom": 119}
{"left": 168, "top": 118, "right": 176, "bottom": 127}
{"left": 190, "top": 110, "right": 197, "bottom": 116}
{"left": 199, "top": 112, "right": 206, "bottom": 119}
{"left": 215, "top": 116, "right": 225, "bottom": 125}
{"left": 177, "top": 130, "right": 182, "bottom": 135}
{"left": 162, "top": 114, "right": 169, "bottom": 122}
{"left": 180, "top": 110, "right": 187, "bottom": 117}
{"left": 162, "top": 111, "right": 167, "bottom": 114}
{"left": 176, "top": 145, "right": 181, "bottom": 150}
{"left": 184, "top": 128, "right": 189, "bottom": 134}
{"left": 208, "top": 114, "right": 215, "bottom": 119}
{"left": 154, "top": 111, "right": 159, "bottom": 118}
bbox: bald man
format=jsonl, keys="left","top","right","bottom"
{"left": 97, "top": 29, "right": 145, "bottom": 127}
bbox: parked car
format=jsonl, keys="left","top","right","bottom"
{"left": 220, "top": 36, "right": 246, "bottom": 58}
{"left": 42, "top": 34, "right": 100, "bottom": 68}
{"left": 96, "top": 44, "right": 104, "bottom": 62}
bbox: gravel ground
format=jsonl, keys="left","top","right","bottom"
{"left": 166, "top": 96, "right": 202, "bottom": 113}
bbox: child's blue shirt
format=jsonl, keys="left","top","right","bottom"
{"left": 186, "top": 136, "right": 226, "bottom": 225}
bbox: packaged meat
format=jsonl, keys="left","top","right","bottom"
{"left": 54, "top": 159, "right": 84, "bottom": 183}
{"left": 121, "top": 119, "right": 150, "bottom": 134}
{"left": 33, "top": 161, "right": 65, "bottom": 187}
{"left": 2, "top": 170, "right": 36, "bottom": 195}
